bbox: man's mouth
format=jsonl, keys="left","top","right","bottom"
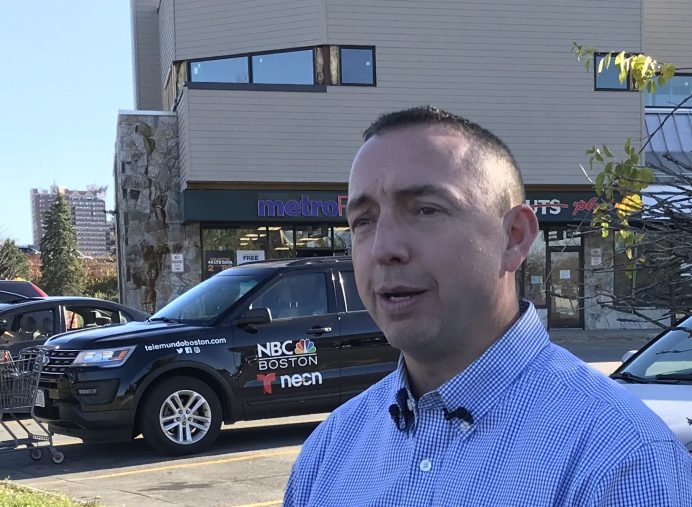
{"left": 378, "top": 288, "right": 427, "bottom": 303}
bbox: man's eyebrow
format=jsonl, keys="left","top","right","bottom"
{"left": 392, "top": 184, "right": 459, "bottom": 202}
{"left": 347, "top": 185, "right": 461, "bottom": 216}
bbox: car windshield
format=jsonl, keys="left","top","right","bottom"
{"left": 621, "top": 316, "right": 692, "bottom": 380}
{"left": 150, "top": 272, "right": 269, "bottom": 324}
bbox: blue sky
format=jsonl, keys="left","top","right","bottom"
{"left": 0, "top": 2, "right": 133, "bottom": 245}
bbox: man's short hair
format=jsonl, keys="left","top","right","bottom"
{"left": 363, "top": 105, "right": 526, "bottom": 214}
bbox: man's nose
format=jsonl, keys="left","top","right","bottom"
{"left": 370, "top": 212, "right": 410, "bottom": 265}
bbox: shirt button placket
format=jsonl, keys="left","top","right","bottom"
{"left": 407, "top": 409, "right": 439, "bottom": 505}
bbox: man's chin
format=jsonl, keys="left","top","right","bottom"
{"left": 383, "top": 328, "right": 440, "bottom": 356}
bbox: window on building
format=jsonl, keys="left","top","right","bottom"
{"left": 295, "top": 225, "right": 332, "bottom": 251}
{"left": 189, "top": 45, "right": 376, "bottom": 88}
{"left": 594, "top": 53, "right": 629, "bottom": 91}
{"left": 645, "top": 75, "right": 692, "bottom": 107}
{"left": 340, "top": 47, "right": 375, "bottom": 85}
{"left": 251, "top": 49, "right": 314, "bottom": 85}
{"left": 190, "top": 56, "right": 249, "bottom": 83}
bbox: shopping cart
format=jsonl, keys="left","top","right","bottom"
{"left": 0, "top": 347, "right": 64, "bottom": 464}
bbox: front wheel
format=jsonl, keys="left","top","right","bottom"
{"left": 141, "top": 376, "right": 222, "bottom": 455}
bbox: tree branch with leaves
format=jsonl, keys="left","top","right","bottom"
{"left": 572, "top": 43, "right": 692, "bottom": 324}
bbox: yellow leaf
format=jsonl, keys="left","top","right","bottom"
{"left": 615, "top": 194, "right": 643, "bottom": 213}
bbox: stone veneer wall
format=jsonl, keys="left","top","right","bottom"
{"left": 114, "top": 112, "right": 201, "bottom": 313}
{"left": 582, "top": 233, "right": 662, "bottom": 329}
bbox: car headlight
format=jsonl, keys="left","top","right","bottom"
{"left": 73, "top": 346, "right": 136, "bottom": 368}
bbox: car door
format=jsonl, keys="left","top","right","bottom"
{"left": 232, "top": 269, "right": 341, "bottom": 418}
{"left": 336, "top": 269, "right": 399, "bottom": 403}
{"left": 0, "top": 306, "right": 59, "bottom": 356}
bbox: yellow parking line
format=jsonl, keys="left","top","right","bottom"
{"left": 28, "top": 448, "right": 299, "bottom": 485}
{"left": 230, "top": 501, "right": 283, "bottom": 507}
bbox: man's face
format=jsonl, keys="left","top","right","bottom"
{"left": 347, "top": 125, "right": 510, "bottom": 360}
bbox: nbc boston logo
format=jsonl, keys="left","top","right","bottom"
{"left": 257, "top": 339, "right": 318, "bottom": 371}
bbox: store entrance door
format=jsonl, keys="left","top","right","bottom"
{"left": 547, "top": 248, "right": 583, "bottom": 328}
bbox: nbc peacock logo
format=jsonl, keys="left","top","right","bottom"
{"left": 294, "top": 339, "right": 317, "bottom": 355}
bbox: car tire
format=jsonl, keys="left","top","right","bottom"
{"left": 141, "top": 376, "right": 222, "bottom": 456}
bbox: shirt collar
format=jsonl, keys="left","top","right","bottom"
{"left": 392, "top": 301, "right": 549, "bottom": 425}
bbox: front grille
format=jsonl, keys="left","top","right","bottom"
{"left": 42, "top": 349, "right": 79, "bottom": 378}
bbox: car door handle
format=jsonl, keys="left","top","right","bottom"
{"left": 306, "top": 326, "right": 332, "bottom": 335}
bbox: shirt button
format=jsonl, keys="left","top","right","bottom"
{"left": 406, "top": 398, "right": 415, "bottom": 411}
{"left": 419, "top": 459, "right": 432, "bottom": 472}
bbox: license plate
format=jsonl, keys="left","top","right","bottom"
{"left": 35, "top": 390, "right": 45, "bottom": 408}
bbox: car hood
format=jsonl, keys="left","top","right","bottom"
{"left": 45, "top": 321, "right": 205, "bottom": 349}
{"left": 619, "top": 382, "right": 692, "bottom": 452}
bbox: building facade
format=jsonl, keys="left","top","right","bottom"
{"left": 31, "top": 186, "right": 109, "bottom": 258}
{"left": 116, "top": 0, "right": 692, "bottom": 326}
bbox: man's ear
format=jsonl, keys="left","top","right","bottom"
{"left": 503, "top": 204, "right": 539, "bottom": 273}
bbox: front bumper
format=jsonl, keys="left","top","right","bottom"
{"left": 35, "top": 376, "right": 136, "bottom": 443}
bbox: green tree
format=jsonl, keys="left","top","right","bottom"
{"left": 0, "top": 239, "right": 30, "bottom": 280}
{"left": 40, "top": 194, "right": 85, "bottom": 295}
{"left": 573, "top": 44, "right": 691, "bottom": 325}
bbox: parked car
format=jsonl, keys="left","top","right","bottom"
{"left": 611, "top": 315, "right": 692, "bottom": 452}
{"left": 0, "top": 280, "right": 47, "bottom": 303}
{"left": 35, "top": 257, "right": 398, "bottom": 455}
{"left": 0, "top": 297, "right": 149, "bottom": 356}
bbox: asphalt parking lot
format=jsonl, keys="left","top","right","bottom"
{"left": 0, "top": 414, "right": 328, "bottom": 507}
{"left": 0, "top": 333, "right": 653, "bottom": 506}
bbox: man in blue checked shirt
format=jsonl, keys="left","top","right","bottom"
{"left": 284, "top": 106, "right": 692, "bottom": 506}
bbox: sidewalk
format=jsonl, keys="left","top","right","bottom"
{"left": 549, "top": 328, "right": 659, "bottom": 343}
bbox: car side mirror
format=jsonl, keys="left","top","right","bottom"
{"left": 235, "top": 307, "right": 272, "bottom": 327}
{"left": 621, "top": 350, "right": 637, "bottom": 363}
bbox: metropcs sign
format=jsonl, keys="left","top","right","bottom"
{"left": 256, "top": 193, "right": 599, "bottom": 222}
{"left": 257, "top": 195, "right": 348, "bottom": 218}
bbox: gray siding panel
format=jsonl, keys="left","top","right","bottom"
{"left": 178, "top": 0, "right": 644, "bottom": 187}
{"left": 173, "top": 0, "right": 324, "bottom": 59}
{"left": 132, "top": 0, "right": 162, "bottom": 110}
{"left": 159, "top": 0, "right": 176, "bottom": 88}
{"left": 645, "top": 0, "right": 692, "bottom": 67}
{"left": 180, "top": 86, "right": 641, "bottom": 188}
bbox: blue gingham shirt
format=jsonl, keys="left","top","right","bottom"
{"left": 284, "top": 303, "right": 692, "bottom": 506}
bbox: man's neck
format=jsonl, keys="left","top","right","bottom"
{"left": 403, "top": 304, "right": 523, "bottom": 399}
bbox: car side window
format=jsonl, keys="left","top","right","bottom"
{"left": 64, "top": 306, "right": 120, "bottom": 330}
{"left": 251, "top": 273, "right": 328, "bottom": 319}
{"left": 13, "top": 309, "right": 55, "bottom": 341}
{"left": 339, "top": 271, "right": 366, "bottom": 312}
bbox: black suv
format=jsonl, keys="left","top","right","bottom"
{"left": 36, "top": 257, "right": 397, "bottom": 454}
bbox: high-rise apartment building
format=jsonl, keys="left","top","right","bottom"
{"left": 31, "top": 186, "right": 109, "bottom": 258}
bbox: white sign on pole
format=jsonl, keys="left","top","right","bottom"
{"left": 237, "top": 250, "right": 265, "bottom": 265}
{"left": 171, "top": 253, "right": 184, "bottom": 273}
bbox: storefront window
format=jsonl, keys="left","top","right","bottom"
{"left": 333, "top": 227, "right": 351, "bottom": 253}
{"left": 547, "top": 228, "right": 582, "bottom": 247}
{"left": 202, "top": 224, "right": 351, "bottom": 277}
{"left": 202, "top": 228, "right": 268, "bottom": 279}
{"left": 265, "top": 226, "right": 295, "bottom": 259}
{"left": 523, "top": 229, "right": 547, "bottom": 308}
{"left": 295, "top": 225, "right": 332, "bottom": 255}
